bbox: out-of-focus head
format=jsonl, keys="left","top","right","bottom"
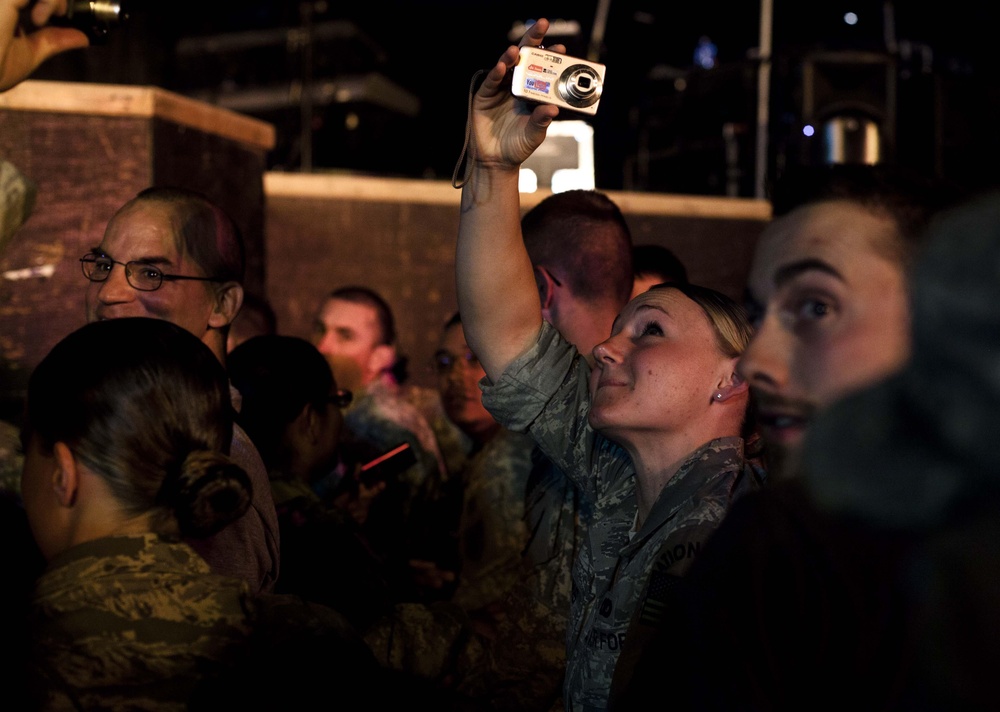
{"left": 589, "top": 282, "right": 752, "bottom": 453}
{"left": 84, "top": 187, "right": 246, "bottom": 361}
{"left": 433, "top": 312, "right": 498, "bottom": 443}
{"left": 521, "top": 188, "right": 634, "bottom": 313}
{"left": 21, "top": 317, "right": 250, "bottom": 560}
{"left": 228, "top": 335, "right": 349, "bottom": 481}
{"left": 739, "top": 164, "right": 953, "bottom": 475}
{"left": 630, "top": 243, "right": 688, "bottom": 299}
{"left": 311, "top": 286, "right": 400, "bottom": 393}
{"left": 227, "top": 292, "right": 277, "bottom": 354}
{"left": 803, "top": 188, "right": 1000, "bottom": 528}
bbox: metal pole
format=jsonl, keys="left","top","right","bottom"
{"left": 754, "top": 0, "right": 773, "bottom": 198}
{"left": 588, "top": 0, "right": 613, "bottom": 62}
{"left": 299, "top": 1, "right": 314, "bottom": 172}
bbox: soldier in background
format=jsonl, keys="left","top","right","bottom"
{"left": 312, "top": 285, "right": 456, "bottom": 601}
{"left": 630, "top": 243, "right": 688, "bottom": 298}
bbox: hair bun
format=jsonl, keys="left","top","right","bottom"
{"left": 171, "top": 451, "right": 252, "bottom": 539}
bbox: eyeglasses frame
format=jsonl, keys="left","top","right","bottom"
{"left": 80, "top": 253, "right": 224, "bottom": 292}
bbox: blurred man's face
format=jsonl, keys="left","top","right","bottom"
{"left": 435, "top": 321, "right": 498, "bottom": 442}
{"left": 312, "top": 298, "right": 385, "bottom": 393}
{"left": 739, "top": 200, "right": 912, "bottom": 475}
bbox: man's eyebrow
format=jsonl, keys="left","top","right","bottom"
{"left": 87, "top": 248, "right": 172, "bottom": 266}
{"left": 129, "top": 255, "right": 173, "bottom": 266}
{"left": 772, "top": 258, "right": 845, "bottom": 288}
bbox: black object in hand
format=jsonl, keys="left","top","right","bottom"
{"left": 21, "top": 1, "right": 128, "bottom": 45}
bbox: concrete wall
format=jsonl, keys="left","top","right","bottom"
{"left": 263, "top": 173, "right": 771, "bottom": 390}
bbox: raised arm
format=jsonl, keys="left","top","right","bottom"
{"left": 455, "top": 18, "right": 561, "bottom": 383}
{"left": 0, "top": 0, "right": 88, "bottom": 92}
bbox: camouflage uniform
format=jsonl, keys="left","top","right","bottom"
{"left": 481, "top": 321, "right": 760, "bottom": 711}
{"left": 454, "top": 451, "right": 587, "bottom": 712}
{"left": 450, "top": 427, "right": 534, "bottom": 619}
{"left": 268, "top": 470, "right": 393, "bottom": 631}
{"left": 28, "top": 533, "right": 253, "bottom": 711}
{"left": 320, "top": 379, "right": 458, "bottom": 598}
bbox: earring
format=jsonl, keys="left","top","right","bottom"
{"left": 713, "top": 391, "right": 724, "bottom": 401}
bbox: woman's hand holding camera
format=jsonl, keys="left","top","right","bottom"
{"left": 471, "top": 17, "right": 566, "bottom": 172}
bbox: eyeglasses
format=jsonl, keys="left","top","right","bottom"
{"left": 80, "top": 254, "right": 223, "bottom": 292}
{"left": 432, "top": 349, "right": 480, "bottom": 374}
{"left": 328, "top": 389, "right": 353, "bottom": 408}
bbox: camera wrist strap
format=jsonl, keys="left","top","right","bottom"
{"left": 451, "top": 69, "right": 485, "bottom": 189}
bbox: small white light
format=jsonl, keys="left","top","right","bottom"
{"left": 844, "top": 12, "right": 859, "bottom": 25}
{"left": 803, "top": 124, "right": 816, "bottom": 137}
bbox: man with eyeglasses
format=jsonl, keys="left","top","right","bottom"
{"left": 79, "top": 186, "right": 281, "bottom": 595}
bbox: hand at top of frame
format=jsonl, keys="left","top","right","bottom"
{"left": 469, "top": 17, "right": 567, "bottom": 172}
{"left": 0, "top": 0, "right": 88, "bottom": 93}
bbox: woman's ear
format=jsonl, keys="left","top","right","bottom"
{"left": 52, "top": 442, "right": 80, "bottom": 507}
{"left": 712, "top": 367, "right": 748, "bottom": 404}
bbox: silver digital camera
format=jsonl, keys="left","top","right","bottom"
{"left": 511, "top": 46, "right": 606, "bottom": 116}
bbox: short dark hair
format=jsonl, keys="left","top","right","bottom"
{"left": 24, "top": 318, "right": 251, "bottom": 539}
{"left": 767, "top": 164, "right": 964, "bottom": 269}
{"left": 228, "top": 335, "right": 334, "bottom": 467}
{"left": 326, "top": 286, "right": 408, "bottom": 383}
{"left": 327, "top": 286, "right": 396, "bottom": 346}
{"left": 633, "top": 244, "right": 688, "bottom": 284}
{"left": 128, "top": 186, "right": 246, "bottom": 284}
{"left": 521, "top": 189, "right": 634, "bottom": 307}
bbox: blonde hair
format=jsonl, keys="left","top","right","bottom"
{"left": 651, "top": 282, "right": 752, "bottom": 358}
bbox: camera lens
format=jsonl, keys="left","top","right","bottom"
{"left": 47, "top": 0, "right": 127, "bottom": 44}
{"left": 557, "top": 65, "right": 603, "bottom": 109}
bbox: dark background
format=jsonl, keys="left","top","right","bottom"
{"left": 31, "top": 0, "right": 1000, "bottom": 198}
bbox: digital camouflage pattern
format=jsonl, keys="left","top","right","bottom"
{"left": 482, "top": 322, "right": 762, "bottom": 711}
{"left": 364, "top": 599, "right": 490, "bottom": 685}
{"left": 453, "top": 449, "right": 589, "bottom": 712}
{"left": 449, "top": 427, "right": 534, "bottom": 619}
{"left": 28, "top": 533, "right": 253, "bottom": 711}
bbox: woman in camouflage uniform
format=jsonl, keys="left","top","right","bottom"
{"left": 19, "top": 317, "right": 255, "bottom": 711}
{"left": 453, "top": 18, "right": 764, "bottom": 711}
